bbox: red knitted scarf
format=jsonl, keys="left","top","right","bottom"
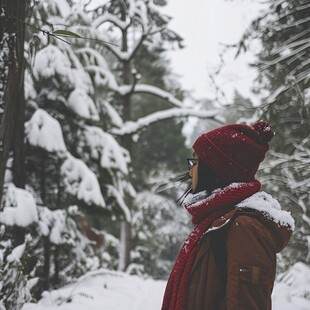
{"left": 161, "top": 180, "right": 261, "bottom": 310}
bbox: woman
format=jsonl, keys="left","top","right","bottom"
{"left": 161, "top": 121, "right": 294, "bottom": 310}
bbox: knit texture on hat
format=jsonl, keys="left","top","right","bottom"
{"left": 192, "top": 121, "right": 274, "bottom": 183}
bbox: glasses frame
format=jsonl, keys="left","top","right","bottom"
{"left": 187, "top": 158, "right": 198, "bottom": 170}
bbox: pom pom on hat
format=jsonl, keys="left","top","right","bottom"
{"left": 192, "top": 121, "right": 274, "bottom": 183}
{"left": 252, "top": 120, "right": 274, "bottom": 144}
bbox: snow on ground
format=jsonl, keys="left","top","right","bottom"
{"left": 23, "top": 270, "right": 166, "bottom": 310}
{"left": 23, "top": 262, "right": 310, "bottom": 309}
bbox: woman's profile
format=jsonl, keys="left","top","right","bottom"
{"left": 161, "top": 121, "right": 294, "bottom": 310}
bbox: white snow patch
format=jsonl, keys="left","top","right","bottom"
{"left": 7, "top": 243, "right": 26, "bottom": 263}
{"left": 0, "top": 183, "right": 38, "bottom": 227}
{"left": 61, "top": 154, "right": 106, "bottom": 207}
{"left": 83, "top": 126, "right": 130, "bottom": 174}
{"left": 53, "top": 0, "right": 70, "bottom": 17}
{"left": 272, "top": 262, "right": 310, "bottom": 310}
{"left": 33, "top": 45, "right": 71, "bottom": 80}
{"left": 236, "top": 191, "right": 295, "bottom": 229}
{"left": 38, "top": 207, "right": 72, "bottom": 245}
{"left": 25, "top": 109, "right": 67, "bottom": 156}
{"left": 22, "top": 269, "right": 166, "bottom": 310}
{"left": 67, "top": 89, "right": 99, "bottom": 121}
{"left": 206, "top": 218, "right": 231, "bottom": 233}
{"left": 22, "top": 262, "right": 310, "bottom": 310}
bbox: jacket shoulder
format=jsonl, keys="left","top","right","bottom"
{"left": 233, "top": 208, "right": 292, "bottom": 252}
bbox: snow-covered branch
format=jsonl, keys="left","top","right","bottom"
{"left": 266, "top": 68, "right": 310, "bottom": 105}
{"left": 75, "top": 47, "right": 110, "bottom": 69}
{"left": 274, "top": 15, "right": 310, "bottom": 32}
{"left": 112, "top": 108, "right": 224, "bottom": 135}
{"left": 261, "top": 41, "right": 310, "bottom": 68}
{"left": 25, "top": 109, "right": 67, "bottom": 157}
{"left": 107, "top": 185, "right": 131, "bottom": 222}
{"left": 93, "top": 12, "right": 131, "bottom": 31}
{"left": 85, "top": 65, "right": 119, "bottom": 90}
{"left": 117, "top": 84, "right": 183, "bottom": 108}
{"left": 61, "top": 153, "right": 106, "bottom": 208}
{"left": 0, "top": 183, "right": 38, "bottom": 227}
{"left": 126, "top": 32, "right": 148, "bottom": 63}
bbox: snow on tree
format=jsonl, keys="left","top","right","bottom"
{"left": 75, "top": 0, "right": 223, "bottom": 271}
{"left": 67, "top": 89, "right": 99, "bottom": 121}
{"left": 1, "top": 0, "right": 222, "bottom": 303}
{"left": 231, "top": 0, "right": 310, "bottom": 268}
{"left": 0, "top": 232, "right": 32, "bottom": 310}
{"left": 79, "top": 126, "right": 130, "bottom": 175}
{"left": 25, "top": 109, "right": 67, "bottom": 157}
{"left": 61, "top": 154, "right": 106, "bottom": 208}
{"left": 132, "top": 188, "right": 190, "bottom": 278}
{"left": 0, "top": 183, "right": 38, "bottom": 227}
{"left": 16, "top": 0, "right": 137, "bottom": 297}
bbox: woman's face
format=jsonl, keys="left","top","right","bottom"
{"left": 189, "top": 153, "right": 199, "bottom": 192}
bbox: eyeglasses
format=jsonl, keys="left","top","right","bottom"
{"left": 187, "top": 158, "right": 198, "bottom": 170}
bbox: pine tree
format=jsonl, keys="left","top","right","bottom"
{"left": 235, "top": 0, "right": 310, "bottom": 267}
{"left": 84, "top": 0, "right": 222, "bottom": 270}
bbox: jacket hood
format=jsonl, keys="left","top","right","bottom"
{"left": 236, "top": 191, "right": 294, "bottom": 252}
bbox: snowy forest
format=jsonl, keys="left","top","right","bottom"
{"left": 0, "top": 0, "right": 310, "bottom": 309}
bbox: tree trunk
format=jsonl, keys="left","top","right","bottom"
{"left": 12, "top": 81, "right": 26, "bottom": 188}
{"left": 0, "top": 0, "right": 26, "bottom": 204}
{"left": 118, "top": 221, "right": 131, "bottom": 271}
{"left": 41, "top": 150, "right": 50, "bottom": 290}
{"left": 118, "top": 8, "right": 133, "bottom": 271}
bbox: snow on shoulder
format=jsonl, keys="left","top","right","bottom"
{"left": 236, "top": 191, "right": 295, "bottom": 230}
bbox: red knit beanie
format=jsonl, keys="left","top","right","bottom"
{"left": 192, "top": 120, "right": 274, "bottom": 183}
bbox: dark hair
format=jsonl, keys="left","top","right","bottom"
{"left": 194, "top": 159, "right": 229, "bottom": 194}
{"left": 177, "top": 159, "right": 230, "bottom": 203}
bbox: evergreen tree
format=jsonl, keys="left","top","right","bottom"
{"left": 84, "top": 0, "right": 221, "bottom": 270}
{"left": 235, "top": 0, "right": 310, "bottom": 267}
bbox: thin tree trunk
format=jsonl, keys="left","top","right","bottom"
{"left": 118, "top": 221, "right": 131, "bottom": 271}
{"left": 12, "top": 82, "right": 26, "bottom": 188}
{"left": 0, "top": 0, "right": 26, "bottom": 204}
{"left": 41, "top": 150, "right": 50, "bottom": 290}
{"left": 118, "top": 7, "right": 133, "bottom": 271}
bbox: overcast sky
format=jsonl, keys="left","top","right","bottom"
{"left": 162, "top": 0, "right": 266, "bottom": 105}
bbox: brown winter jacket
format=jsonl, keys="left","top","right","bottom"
{"left": 187, "top": 208, "right": 292, "bottom": 310}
